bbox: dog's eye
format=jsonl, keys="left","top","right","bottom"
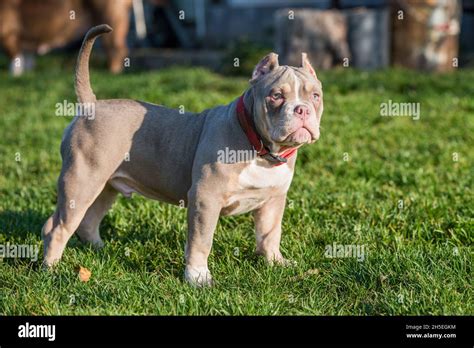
{"left": 272, "top": 92, "right": 283, "bottom": 100}
{"left": 313, "top": 93, "right": 320, "bottom": 102}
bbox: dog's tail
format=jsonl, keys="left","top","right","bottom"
{"left": 75, "top": 24, "right": 113, "bottom": 104}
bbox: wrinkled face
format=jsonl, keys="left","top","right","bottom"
{"left": 250, "top": 53, "right": 323, "bottom": 149}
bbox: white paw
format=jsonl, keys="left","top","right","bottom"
{"left": 184, "top": 266, "right": 213, "bottom": 287}
{"left": 267, "top": 254, "right": 297, "bottom": 268}
{"left": 275, "top": 258, "right": 298, "bottom": 268}
{"left": 42, "top": 256, "right": 59, "bottom": 269}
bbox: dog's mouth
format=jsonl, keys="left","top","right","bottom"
{"left": 281, "top": 126, "right": 319, "bottom": 146}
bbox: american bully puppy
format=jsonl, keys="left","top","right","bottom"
{"left": 42, "top": 25, "right": 323, "bottom": 286}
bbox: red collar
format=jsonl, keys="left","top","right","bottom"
{"left": 236, "top": 95, "right": 297, "bottom": 166}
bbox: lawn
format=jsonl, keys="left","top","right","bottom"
{"left": 0, "top": 55, "right": 472, "bottom": 315}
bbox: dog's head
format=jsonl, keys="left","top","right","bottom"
{"left": 247, "top": 53, "right": 323, "bottom": 152}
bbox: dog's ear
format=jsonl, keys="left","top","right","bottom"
{"left": 301, "top": 52, "right": 317, "bottom": 79}
{"left": 250, "top": 53, "right": 279, "bottom": 83}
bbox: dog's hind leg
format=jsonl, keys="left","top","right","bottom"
{"left": 42, "top": 161, "right": 112, "bottom": 267}
{"left": 76, "top": 183, "right": 118, "bottom": 248}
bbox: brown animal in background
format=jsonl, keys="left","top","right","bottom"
{"left": 275, "top": 9, "right": 350, "bottom": 69}
{"left": 0, "top": 0, "right": 132, "bottom": 75}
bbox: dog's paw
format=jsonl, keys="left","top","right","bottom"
{"left": 184, "top": 266, "right": 213, "bottom": 287}
{"left": 258, "top": 250, "right": 298, "bottom": 268}
{"left": 41, "top": 258, "right": 58, "bottom": 270}
{"left": 82, "top": 237, "right": 105, "bottom": 250}
{"left": 92, "top": 239, "right": 105, "bottom": 249}
{"left": 265, "top": 253, "right": 297, "bottom": 268}
{"left": 271, "top": 257, "right": 297, "bottom": 268}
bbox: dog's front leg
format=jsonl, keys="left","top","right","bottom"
{"left": 253, "top": 194, "right": 295, "bottom": 266}
{"left": 184, "top": 187, "right": 221, "bottom": 286}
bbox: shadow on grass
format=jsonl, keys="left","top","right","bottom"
{"left": 0, "top": 209, "right": 185, "bottom": 279}
{"left": 0, "top": 209, "right": 46, "bottom": 241}
{"left": 0, "top": 210, "right": 46, "bottom": 269}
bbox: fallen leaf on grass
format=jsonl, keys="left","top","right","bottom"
{"left": 76, "top": 266, "right": 91, "bottom": 282}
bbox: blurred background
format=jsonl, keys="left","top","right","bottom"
{"left": 0, "top": 0, "right": 472, "bottom": 76}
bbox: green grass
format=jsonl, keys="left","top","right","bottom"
{"left": 0, "top": 55, "right": 472, "bottom": 315}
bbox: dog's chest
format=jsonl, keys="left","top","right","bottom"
{"left": 221, "top": 160, "right": 294, "bottom": 216}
